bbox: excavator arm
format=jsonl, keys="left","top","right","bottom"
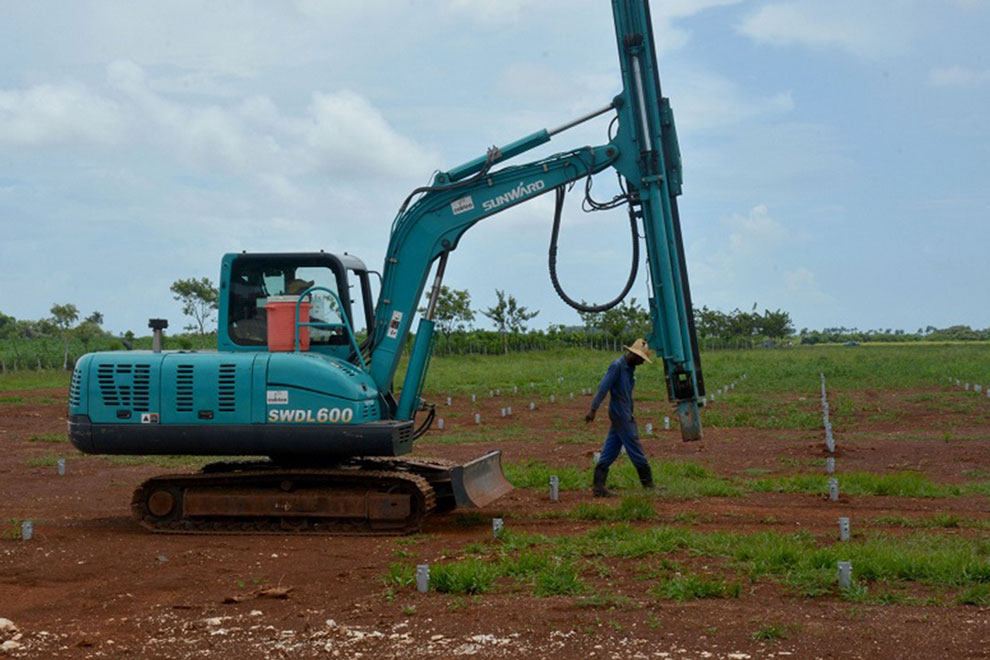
{"left": 368, "top": 0, "right": 705, "bottom": 440}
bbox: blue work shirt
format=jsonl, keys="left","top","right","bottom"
{"left": 591, "top": 356, "right": 636, "bottom": 423}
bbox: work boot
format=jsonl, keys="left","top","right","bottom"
{"left": 592, "top": 463, "right": 614, "bottom": 497}
{"left": 635, "top": 463, "right": 656, "bottom": 490}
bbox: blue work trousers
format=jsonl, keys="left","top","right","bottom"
{"left": 598, "top": 418, "right": 649, "bottom": 469}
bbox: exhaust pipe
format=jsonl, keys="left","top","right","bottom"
{"left": 148, "top": 318, "right": 168, "bottom": 353}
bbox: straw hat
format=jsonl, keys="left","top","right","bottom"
{"left": 623, "top": 338, "right": 654, "bottom": 364}
{"left": 286, "top": 279, "right": 314, "bottom": 295}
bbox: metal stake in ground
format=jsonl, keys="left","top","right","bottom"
{"left": 826, "top": 457, "right": 835, "bottom": 474}
{"left": 21, "top": 521, "right": 32, "bottom": 541}
{"left": 416, "top": 564, "right": 430, "bottom": 593}
{"left": 549, "top": 475, "right": 559, "bottom": 501}
{"left": 837, "top": 561, "right": 852, "bottom": 588}
{"left": 839, "top": 517, "right": 851, "bottom": 541}
{"left": 437, "top": 418, "right": 444, "bottom": 430}
{"left": 57, "top": 458, "right": 66, "bottom": 476}
{"left": 664, "top": 416, "right": 670, "bottom": 430}
{"left": 474, "top": 413, "right": 481, "bottom": 424}
{"left": 492, "top": 517, "right": 504, "bottom": 538}
{"left": 829, "top": 477, "right": 839, "bottom": 501}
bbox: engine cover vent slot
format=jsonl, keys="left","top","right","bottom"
{"left": 176, "top": 364, "right": 195, "bottom": 413}
{"left": 217, "top": 364, "right": 237, "bottom": 412}
{"left": 69, "top": 365, "right": 83, "bottom": 407}
{"left": 132, "top": 364, "right": 151, "bottom": 412}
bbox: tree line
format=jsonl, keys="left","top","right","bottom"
{"left": 3, "top": 279, "right": 987, "bottom": 372}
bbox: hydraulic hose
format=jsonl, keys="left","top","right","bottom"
{"left": 548, "top": 185, "right": 639, "bottom": 313}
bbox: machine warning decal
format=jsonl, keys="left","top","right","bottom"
{"left": 268, "top": 408, "right": 354, "bottom": 423}
{"left": 387, "top": 311, "right": 403, "bottom": 339}
{"left": 140, "top": 413, "right": 160, "bottom": 424}
{"left": 266, "top": 390, "right": 289, "bottom": 405}
{"left": 451, "top": 195, "right": 474, "bottom": 215}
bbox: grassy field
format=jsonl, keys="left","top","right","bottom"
{"left": 3, "top": 341, "right": 988, "bottom": 394}
{"left": 419, "top": 342, "right": 990, "bottom": 395}
{"left": 7, "top": 341, "right": 990, "bottom": 633}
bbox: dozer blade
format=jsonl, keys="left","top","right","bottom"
{"left": 449, "top": 450, "right": 513, "bottom": 508}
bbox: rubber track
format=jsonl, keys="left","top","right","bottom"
{"left": 131, "top": 468, "right": 435, "bottom": 536}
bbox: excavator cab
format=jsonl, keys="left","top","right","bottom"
{"left": 217, "top": 252, "right": 376, "bottom": 357}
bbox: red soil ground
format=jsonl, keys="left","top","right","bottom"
{"left": 2, "top": 385, "right": 989, "bottom": 658}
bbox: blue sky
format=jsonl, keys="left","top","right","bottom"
{"left": 1, "top": 0, "right": 987, "bottom": 336}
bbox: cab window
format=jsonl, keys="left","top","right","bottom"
{"left": 228, "top": 260, "right": 348, "bottom": 346}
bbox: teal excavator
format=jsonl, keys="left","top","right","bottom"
{"left": 68, "top": 0, "right": 705, "bottom": 534}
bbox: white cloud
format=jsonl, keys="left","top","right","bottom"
{"left": 727, "top": 204, "right": 788, "bottom": 252}
{"left": 738, "top": 2, "right": 914, "bottom": 58}
{"left": 0, "top": 83, "right": 124, "bottom": 147}
{"left": 102, "top": 60, "right": 436, "bottom": 181}
{"left": 928, "top": 66, "right": 990, "bottom": 88}
{"left": 686, "top": 204, "right": 827, "bottom": 313}
{"left": 651, "top": 0, "right": 744, "bottom": 51}
{"left": 300, "top": 91, "right": 435, "bottom": 178}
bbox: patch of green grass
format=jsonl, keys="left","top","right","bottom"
{"left": 783, "top": 568, "right": 833, "bottom": 598}
{"left": 653, "top": 573, "right": 741, "bottom": 601}
{"left": 430, "top": 559, "right": 500, "bottom": 594}
{"left": 235, "top": 577, "right": 266, "bottom": 589}
{"left": 568, "top": 525, "right": 990, "bottom": 592}
{"left": 748, "top": 470, "right": 990, "bottom": 498}
{"left": 2, "top": 518, "right": 24, "bottom": 539}
{"left": 27, "top": 452, "right": 63, "bottom": 467}
{"left": 28, "top": 432, "right": 65, "bottom": 444}
{"left": 393, "top": 523, "right": 990, "bottom": 603}
{"left": 957, "top": 583, "right": 990, "bottom": 606}
{"left": 671, "top": 511, "right": 713, "bottom": 525}
{"left": 532, "top": 558, "right": 585, "bottom": 596}
{"left": 569, "top": 495, "right": 656, "bottom": 522}
{"left": 752, "top": 622, "right": 795, "bottom": 641}
{"left": 501, "top": 550, "right": 553, "bottom": 578}
{"left": 505, "top": 459, "right": 740, "bottom": 498}
{"left": 416, "top": 344, "right": 990, "bottom": 411}
{"left": 0, "top": 370, "right": 70, "bottom": 391}
{"left": 0, "top": 395, "right": 24, "bottom": 404}
{"left": 574, "top": 592, "right": 637, "bottom": 609}
{"left": 382, "top": 563, "right": 415, "bottom": 588}
{"left": 869, "top": 514, "right": 988, "bottom": 529}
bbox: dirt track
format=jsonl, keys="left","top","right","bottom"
{"left": 2, "top": 386, "right": 990, "bottom": 658}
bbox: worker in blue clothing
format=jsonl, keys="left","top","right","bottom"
{"left": 584, "top": 338, "right": 655, "bottom": 497}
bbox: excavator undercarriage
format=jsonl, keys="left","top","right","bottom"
{"left": 131, "top": 452, "right": 511, "bottom": 535}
